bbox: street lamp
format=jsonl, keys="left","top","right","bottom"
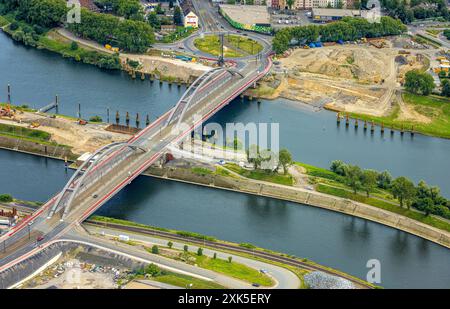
{"left": 27, "top": 221, "right": 33, "bottom": 240}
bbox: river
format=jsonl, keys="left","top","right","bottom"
{"left": 0, "top": 149, "right": 449, "bottom": 288}
{"left": 1, "top": 32, "right": 449, "bottom": 197}
{"left": 0, "top": 32, "right": 449, "bottom": 288}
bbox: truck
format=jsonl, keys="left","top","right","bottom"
{"left": 118, "top": 235, "right": 130, "bottom": 242}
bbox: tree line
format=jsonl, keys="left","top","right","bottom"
{"left": 330, "top": 160, "right": 450, "bottom": 219}
{"left": 380, "top": 0, "right": 450, "bottom": 24}
{"left": 68, "top": 7, "right": 155, "bottom": 53}
{"left": 1, "top": 0, "right": 155, "bottom": 53}
{"left": 272, "top": 16, "right": 406, "bottom": 54}
{"left": 94, "top": 0, "right": 144, "bottom": 21}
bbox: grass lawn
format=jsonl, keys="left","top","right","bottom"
{"left": 0, "top": 123, "right": 51, "bottom": 143}
{"left": 225, "top": 163, "right": 294, "bottom": 186}
{"left": 154, "top": 272, "right": 225, "bottom": 289}
{"left": 191, "top": 167, "right": 213, "bottom": 176}
{"left": 194, "top": 34, "right": 262, "bottom": 58}
{"left": 0, "top": 15, "right": 9, "bottom": 27}
{"left": 316, "top": 184, "right": 450, "bottom": 233}
{"left": 194, "top": 35, "right": 243, "bottom": 57}
{"left": 195, "top": 255, "right": 273, "bottom": 286}
{"left": 225, "top": 35, "right": 263, "bottom": 55}
{"left": 348, "top": 93, "right": 450, "bottom": 139}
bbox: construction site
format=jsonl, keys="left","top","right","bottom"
{"left": 249, "top": 36, "right": 435, "bottom": 121}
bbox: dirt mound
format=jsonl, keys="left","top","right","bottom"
{"left": 281, "top": 46, "right": 393, "bottom": 83}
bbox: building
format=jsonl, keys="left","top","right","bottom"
{"left": 312, "top": 8, "right": 360, "bottom": 22}
{"left": 183, "top": 11, "right": 199, "bottom": 28}
{"left": 219, "top": 4, "right": 272, "bottom": 34}
{"left": 274, "top": 0, "right": 350, "bottom": 9}
{"left": 179, "top": 0, "right": 199, "bottom": 28}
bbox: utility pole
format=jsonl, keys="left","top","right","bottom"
{"left": 218, "top": 33, "right": 225, "bottom": 67}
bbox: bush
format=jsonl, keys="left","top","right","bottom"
{"left": 89, "top": 115, "right": 102, "bottom": 122}
{"left": 183, "top": 245, "right": 188, "bottom": 252}
{"left": 9, "top": 22, "right": 19, "bottom": 31}
{"left": 70, "top": 41, "right": 78, "bottom": 51}
{"left": 197, "top": 248, "right": 203, "bottom": 256}
{"left": 167, "top": 241, "right": 173, "bottom": 248}
{"left": 0, "top": 194, "right": 13, "bottom": 203}
{"left": 144, "top": 263, "right": 161, "bottom": 277}
{"left": 151, "top": 245, "right": 159, "bottom": 254}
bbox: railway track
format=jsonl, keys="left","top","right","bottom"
{"left": 84, "top": 220, "right": 374, "bottom": 289}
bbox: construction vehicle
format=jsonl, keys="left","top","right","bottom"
{"left": 30, "top": 122, "right": 40, "bottom": 128}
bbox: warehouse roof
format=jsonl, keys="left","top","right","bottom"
{"left": 312, "top": 8, "right": 361, "bottom": 17}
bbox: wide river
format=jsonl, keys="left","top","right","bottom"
{"left": 0, "top": 32, "right": 449, "bottom": 288}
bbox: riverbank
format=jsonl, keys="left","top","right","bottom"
{"left": 140, "top": 164, "right": 450, "bottom": 249}
{"left": 246, "top": 41, "right": 450, "bottom": 139}
{"left": 0, "top": 16, "right": 210, "bottom": 84}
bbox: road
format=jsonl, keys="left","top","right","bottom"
{"left": 81, "top": 224, "right": 301, "bottom": 289}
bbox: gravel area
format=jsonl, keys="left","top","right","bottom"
{"left": 304, "top": 271, "right": 355, "bottom": 289}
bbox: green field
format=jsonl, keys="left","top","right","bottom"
{"left": 225, "top": 163, "right": 294, "bottom": 186}
{"left": 347, "top": 93, "right": 450, "bottom": 139}
{"left": 316, "top": 184, "right": 450, "bottom": 233}
{"left": 0, "top": 123, "right": 52, "bottom": 144}
{"left": 154, "top": 272, "right": 225, "bottom": 289}
{"left": 194, "top": 34, "right": 262, "bottom": 58}
{"left": 195, "top": 255, "right": 273, "bottom": 286}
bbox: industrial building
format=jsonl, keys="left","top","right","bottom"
{"left": 219, "top": 4, "right": 272, "bottom": 34}
{"left": 312, "top": 8, "right": 361, "bottom": 22}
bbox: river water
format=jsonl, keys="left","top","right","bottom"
{"left": 0, "top": 32, "right": 449, "bottom": 288}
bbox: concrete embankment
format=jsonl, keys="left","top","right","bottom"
{"left": 0, "top": 135, "right": 75, "bottom": 161}
{"left": 143, "top": 166, "right": 450, "bottom": 249}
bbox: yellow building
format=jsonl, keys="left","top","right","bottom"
{"left": 184, "top": 11, "right": 199, "bottom": 28}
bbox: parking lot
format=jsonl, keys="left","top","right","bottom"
{"left": 270, "top": 10, "right": 313, "bottom": 29}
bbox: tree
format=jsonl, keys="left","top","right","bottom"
{"left": 377, "top": 170, "right": 392, "bottom": 189}
{"left": 173, "top": 6, "right": 183, "bottom": 26}
{"left": 183, "top": 245, "right": 188, "bottom": 252}
{"left": 169, "top": 0, "right": 174, "bottom": 9}
{"left": 441, "top": 79, "right": 450, "bottom": 97}
{"left": 197, "top": 248, "right": 203, "bottom": 256}
{"left": 0, "top": 194, "right": 13, "bottom": 203}
{"left": 278, "top": 149, "right": 292, "bottom": 175}
{"left": 144, "top": 263, "right": 161, "bottom": 276}
{"left": 148, "top": 12, "right": 160, "bottom": 30}
{"left": 391, "top": 176, "right": 416, "bottom": 208}
{"left": 344, "top": 165, "right": 363, "bottom": 194}
{"left": 361, "top": 169, "right": 378, "bottom": 197}
{"left": 286, "top": 0, "right": 295, "bottom": 9}
{"left": 330, "top": 160, "right": 347, "bottom": 176}
{"left": 151, "top": 245, "right": 159, "bottom": 254}
{"left": 167, "top": 241, "right": 173, "bottom": 248}
{"left": 213, "top": 253, "right": 217, "bottom": 259}
{"left": 70, "top": 41, "right": 78, "bottom": 51}
{"left": 414, "top": 197, "right": 434, "bottom": 216}
{"left": 228, "top": 256, "right": 233, "bottom": 263}
{"left": 404, "top": 70, "right": 435, "bottom": 95}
